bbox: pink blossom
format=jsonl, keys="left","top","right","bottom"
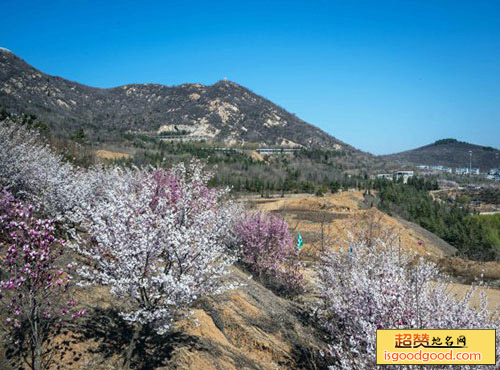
{"left": 234, "top": 211, "right": 302, "bottom": 294}
{"left": 72, "top": 160, "right": 237, "bottom": 334}
{"left": 0, "top": 191, "right": 82, "bottom": 364}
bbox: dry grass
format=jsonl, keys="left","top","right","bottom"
{"left": 94, "top": 149, "right": 131, "bottom": 160}
{"left": 248, "top": 191, "right": 500, "bottom": 304}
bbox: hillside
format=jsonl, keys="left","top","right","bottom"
{"left": 382, "top": 139, "right": 500, "bottom": 171}
{"left": 0, "top": 49, "right": 348, "bottom": 150}
{"left": 3, "top": 192, "right": 497, "bottom": 369}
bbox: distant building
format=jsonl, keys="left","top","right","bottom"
{"left": 377, "top": 171, "right": 414, "bottom": 183}
{"left": 489, "top": 168, "right": 500, "bottom": 175}
{"left": 376, "top": 173, "right": 393, "bottom": 181}
{"left": 455, "top": 167, "right": 479, "bottom": 175}
{"left": 416, "top": 164, "right": 451, "bottom": 173}
{"left": 255, "top": 148, "right": 301, "bottom": 155}
{"left": 430, "top": 165, "right": 452, "bottom": 173}
{"left": 486, "top": 174, "right": 500, "bottom": 182}
{"left": 395, "top": 170, "right": 414, "bottom": 184}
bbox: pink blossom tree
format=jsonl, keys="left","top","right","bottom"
{"left": 234, "top": 211, "right": 303, "bottom": 294}
{"left": 319, "top": 234, "right": 500, "bottom": 369}
{"left": 72, "top": 160, "right": 239, "bottom": 367}
{"left": 0, "top": 191, "right": 83, "bottom": 370}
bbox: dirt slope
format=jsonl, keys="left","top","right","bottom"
{"left": 28, "top": 267, "right": 331, "bottom": 370}
{"left": 2, "top": 191, "right": 498, "bottom": 370}
{"left": 250, "top": 191, "right": 456, "bottom": 258}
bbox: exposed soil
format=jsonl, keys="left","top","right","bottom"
{"left": 94, "top": 149, "right": 131, "bottom": 160}
{"left": 2, "top": 191, "right": 498, "bottom": 369}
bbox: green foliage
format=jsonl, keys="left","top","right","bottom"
{"left": 315, "top": 185, "right": 328, "bottom": 197}
{"left": 468, "top": 189, "right": 500, "bottom": 205}
{"left": 73, "top": 128, "right": 86, "bottom": 142}
{"left": 432, "top": 138, "right": 459, "bottom": 145}
{"left": 456, "top": 194, "right": 470, "bottom": 204}
{"left": 104, "top": 136, "right": 374, "bottom": 195}
{"left": 158, "top": 130, "right": 189, "bottom": 136}
{"left": 329, "top": 180, "right": 341, "bottom": 193}
{"left": 375, "top": 178, "right": 498, "bottom": 261}
{"left": 469, "top": 214, "right": 500, "bottom": 258}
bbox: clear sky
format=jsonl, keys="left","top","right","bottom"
{"left": 1, "top": 0, "right": 499, "bottom": 154}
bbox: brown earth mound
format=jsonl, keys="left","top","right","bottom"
{"left": 3, "top": 267, "right": 331, "bottom": 370}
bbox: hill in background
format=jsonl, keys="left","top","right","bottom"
{"left": 382, "top": 138, "right": 500, "bottom": 171}
{"left": 3, "top": 49, "right": 498, "bottom": 176}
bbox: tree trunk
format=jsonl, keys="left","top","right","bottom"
{"left": 33, "top": 341, "right": 42, "bottom": 370}
{"left": 31, "top": 303, "right": 42, "bottom": 370}
{"left": 124, "top": 324, "right": 141, "bottom": 369}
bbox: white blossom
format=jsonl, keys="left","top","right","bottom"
{"left": 319, "top": 234, "right": 500, "bottom": 369}
{"left": 72, "top": 161, "right": 240, "bottom": 333}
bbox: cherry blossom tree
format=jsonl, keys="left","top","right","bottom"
{"left": 72, "top": 161, "right": 239, "bottom": 367}
{"left": 0, "top": 119, "right": 130, "bottom": 224}
{"left": 319, "top": 233, "right": 500, "bottom": 369}
{"left": 0, "top": 191, "right": 83, "bottom": 370}
{"left": 0, "top": 119, "right": 91, "bottom": 220}
{"left": 235, "top": 211, "right": 303, "bottom": 295}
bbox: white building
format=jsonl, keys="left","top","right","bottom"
{"left": 489, "top": 168, "right": 500, "bottom": 175}
{"left": 376, "top": 173, "right": 393, "bottom": 181}
{"left": 395, "top": 170, "right": 414, "bottom": 184}
{"left": 416, "top": 164, "right": 452, "bottom": 173}
{"left": 255, "top": 148, "right": 301, "bottom": 155}
{"left": 455, "top": 167, "right": 480, "bottom": 175}
{"left": 430, "top": 165, "right": 452, "bottom": 173}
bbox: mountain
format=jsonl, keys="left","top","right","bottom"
{"left": 382, "top": 139, "right": 500, "bottom": 171}
{"left": 0, "top": 49, "right": 349, "bottom": 150}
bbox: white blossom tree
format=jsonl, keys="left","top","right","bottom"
{"left": 319, "top": 234, "right": 500, "bottom": 369}
{"left": 0, "top": 119, "right": 88, "bottom": 219}
{"left": 0, "top": 119, "right": 127, "bottom": 223}
{"left": 72, "top": 161, "right": 239, "bottom": 367}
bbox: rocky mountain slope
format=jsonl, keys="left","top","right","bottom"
{"left": 0, "top": 49, "right": 349, "bottom": 150}
{"left": 382, "top": 139, "right": 500, "bottom": 171}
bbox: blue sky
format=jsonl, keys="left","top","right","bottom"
{"left": 1, "top": 0, "right": 499, "bottom": 154}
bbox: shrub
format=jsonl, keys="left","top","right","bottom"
{"left": 235, "top": 211, "right": 303, "bottom": 295}
{"left": 315, "top": 185, "right": 328, "bottom": 197}
{"left": 0, "top": 191, "right": 82, "bottom": 370}
{"left": 319, "top": 234, "right": 500, "bottom": 369}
